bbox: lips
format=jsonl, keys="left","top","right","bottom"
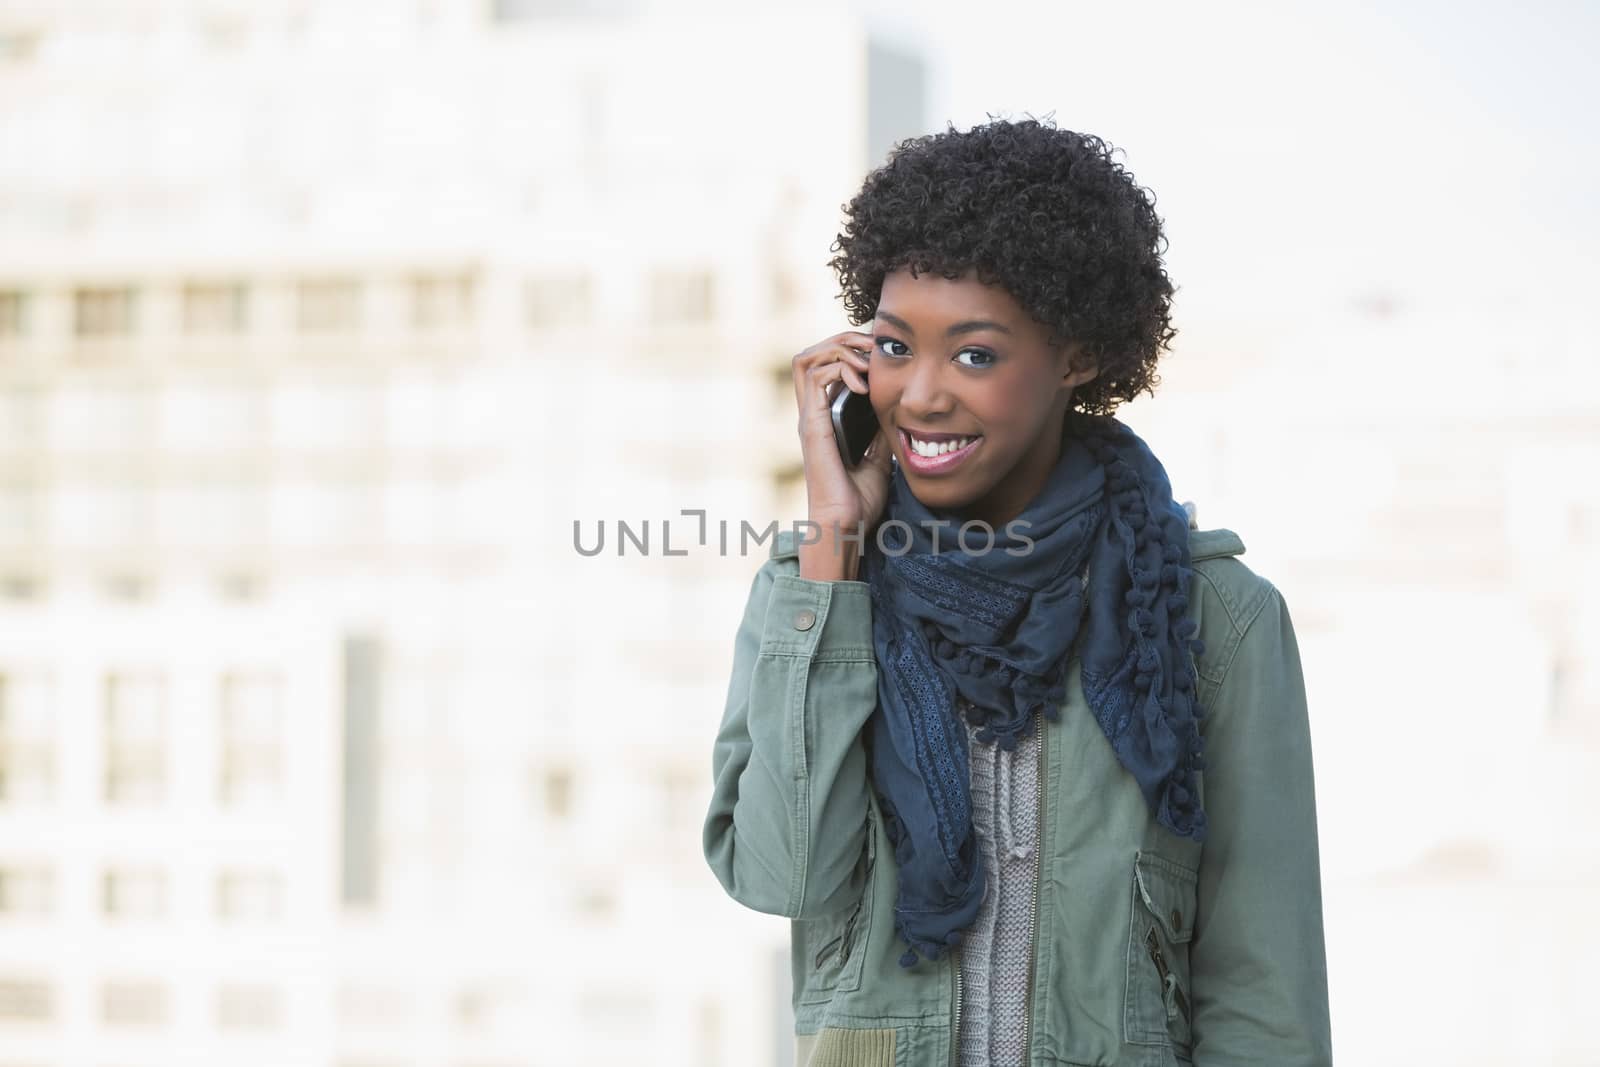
{"left": 899, "top": 427, "right": 982, "bottom": 475}
{"left": 905, "top": 430, "right": 978, "bottom": 457}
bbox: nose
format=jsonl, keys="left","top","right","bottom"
{"left": 896, "top": 351, "right": 956, "bottom": 420}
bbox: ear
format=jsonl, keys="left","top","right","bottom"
{"left": 1057, "top": 341, "right": 1100, "bottom": 390}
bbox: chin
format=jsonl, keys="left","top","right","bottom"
{"left": 903, "top": 478, "right": 983, "bottom": 515}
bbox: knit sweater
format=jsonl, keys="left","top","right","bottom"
{"left": 956, "top": 713, "right": 1041, "bottom": 1066}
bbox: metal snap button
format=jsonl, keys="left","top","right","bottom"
{"left": 794, "top": 608, "right": 817, "bottom": 631}
{"left": 1170, "top": 908, "right": 1183, "bottom": 929}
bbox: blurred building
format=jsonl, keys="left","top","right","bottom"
{"left": 0, "top": 2, "right": 926, "bottom": 1066}
{"left": 10, "top": 3, "right": 1595, "bottom": 1066}
{"left": 1130, "top": 298, "right": 1600, "bottom": 1066}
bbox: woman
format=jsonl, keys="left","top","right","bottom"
{"left": 702, "top": 118, "right": 1331, "bottom": 1067}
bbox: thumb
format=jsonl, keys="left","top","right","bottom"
{"left": 864, "top": 427, "right": 894, "bottom": 478}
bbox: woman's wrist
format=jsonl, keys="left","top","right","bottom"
{"left": 797, "top": 516, "right": 866, "bottom": 582}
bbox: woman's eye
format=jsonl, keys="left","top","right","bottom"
{"left": 875, "top": 337, "right": 910, "bottom": 359}
{"left": 954, "top": 348, "right": 996, "bottom": 368}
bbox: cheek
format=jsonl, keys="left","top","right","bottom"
{"left": 868, "top": 372, "right": 904, "bottom": 416}
{"left": 969, "top": 378, "right": 1044, "bottom": 431}
{"left": 868, "top": 386, "right": 892, "bottom": 423}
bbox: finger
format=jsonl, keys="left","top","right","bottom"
{"left": 801, "top": 360, "right": 847, "bottom": 413}
{"left": 829, "top": 329, "right": 876, "bottom": 349}
{"left": 792, "top": 345, "right": 856, "bottom": 410}
{"left": 864, "top": 427, "right": 894, "bottom": 473}
{"left": 796, "top": 341, "right": 870, "bottom": 376}
{"left": 840, "top": 344, "right": 871, "bottom": 371}
{"left": 799, "top": 338, "right": 872, "bottom": 374}
{"left": 841, "top": 364, "right": 868, "bottom": 394}
{"left": 795, "top": 353, "right": 840, "bottom": 409}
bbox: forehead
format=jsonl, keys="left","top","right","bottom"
{"left": 875, "top": 267, "right": 1026, "bottom": 325}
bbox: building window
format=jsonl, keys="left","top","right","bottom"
{"left": 102, "top": 573, "right": 152, "bottom": 603}
{"left": 196, "top": 12, "right": 248, "bottom": 50}
{"left": 53, "top": 489, "right": 148, "bottom": 553}
{"left": 525, "top": 274, "right": 591, "bottom": 329}
{"left": 102, "top": 868, "right": 167, "bottom": 919}
{"left": 51, "top": 384, "right": 149, "bottom": 451}
{"left": 696, "top": 997, "right": 723, "bottom": 1065}
{"left": 0, "top": 484, "right": 42, "bottom": 549}
{"left": 101, "top": 980, "right": 167, "bottom": 1026}
{"left": 773, "top": 462, "right": 805, "bottom": 534}
{"left": 183, "top": 282, "right": 248, "bottom": 334}
{"left": 0, "top": 31, "right": 41, "bottom": 64}
{"left": 409, "top": 274, "right": 474, "bottom": 331}
{"left": 577, "top": 988, "right": 653, "bottom": 1036}
{"left": 0, "top": 979, "right": 53, "bottom": 1022}
{"left": 0, "top": 388, "right": 44, "bottom": 451}
{"left": 0, "top": 290, "right": 25, "bottom": 338}
{"left": 73, "top": 287, "right": 136, "bottom": 338}
{"left": 104, "top": 674, "right": 166, "bottom": 805}
{"left": 0, "top": 672, "right": 55, "bottom": 805}
{"left": 771, "top": 267, "right": 804, "bottom": 316}
{"left": 217, "top": 571, "right": 267, "bottom": 603}
{"left": 271, "top": 381, "right": 379, "bottom": 451}
{"left": 0, "top": 575, "right": 42, "bottom": 602}
{"left": 647, "top": 268, "right": 714, "bottom": 325}
{"left": 296, "top": 279, "right": 362, "bottom": 333}
{"left": 0, "top": 865, "right": 53, "bottom": 916}
{"left": 538, "top": 764, "right": 573, "bottom": 820}
{"left": 341, "top": 636, "right": 381, "bottom": 909}
{"left": 216, "top": 870, "right": 283, "bottom": 922}
{"left": 337, "top": 982, "right": 412, "bottom": 1027}
{"left": 219, "top": 673, "right": 283, "bottom": 806}
{"left": 453, "top": 981, "right": 520, "bottom": 1031}
{"left": 160, "top": 382, "right": 263, "bottom": 452}
{"left": 216, "top": 984, "right": 282, "bottom": 1031}
{"left": 657, "top": 764, "right": 700, "bottom": 832}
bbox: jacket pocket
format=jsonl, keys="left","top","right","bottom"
{"left": 1123, "top": 849, "right": 1197, "bottom": 1053}
{"left": 794, "top": 804, "right": 878, "bottom": 1006}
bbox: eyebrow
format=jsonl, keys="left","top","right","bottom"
{"left": 874, "top": 309, "right": 1013, "bottom": 338}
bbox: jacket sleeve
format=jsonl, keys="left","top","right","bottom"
{"left": 1188, "top": 582, "right": 1333, "bottom": 1066}
{"left": 701, "top": 552, "right": 880, "bottom": 919}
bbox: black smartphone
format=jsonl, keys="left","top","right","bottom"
{"left": 830, "top": 381, "right": 879, "bottom": 467}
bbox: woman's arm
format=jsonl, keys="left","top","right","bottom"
{"left": 1188, "top": 580, "right": 1334, "bottom": 1065}
{"left": 701, "top": 540, "right": 880, "bottom": 919}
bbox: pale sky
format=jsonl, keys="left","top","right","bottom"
{"left": 851, "top": 0, "right": 1600, "bottom": 327}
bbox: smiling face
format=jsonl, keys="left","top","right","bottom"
{"left": 868, "top": 266, "right": 1098, "bottom": 528}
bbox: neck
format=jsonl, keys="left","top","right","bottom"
{"left": 958, "top": 408, "right": 1069, "bottom": 530}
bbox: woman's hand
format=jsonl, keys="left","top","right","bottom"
{"left": 790, "top": 330, "right": 893, "bottom": 581}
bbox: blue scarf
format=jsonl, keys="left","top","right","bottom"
{"left": 861, "top": 412, "right": 1208, "bottom": 968}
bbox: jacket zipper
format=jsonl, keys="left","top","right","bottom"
{"left": 1017, "top": 566, "right": 1083, "bottom": 1061}
{"left": 1144, "top": 927, "right": 1191, "bottom": 1024}
{"left": 814, "top": 934, "right": 842, "bottom": 970}
{"left": 1019, "top": 704, "right": 1045, "bottom": 1061}
{"left": 948, "top": 945, "right": 963, "bottom": 1067}
{"left": 814, "top": 895, "right": 864, "bottom": 970}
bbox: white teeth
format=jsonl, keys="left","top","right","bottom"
{"left": 909, "top": 434, "right": 975, "bottom": 458}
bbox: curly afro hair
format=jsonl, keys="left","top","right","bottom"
{"left": 828, "top": 116, "right": 1177, "bottom": 415}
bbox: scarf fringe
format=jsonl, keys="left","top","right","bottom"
{"left": 867, "top": 413, "right": 1212, "bottom": 970}
{"left": 1080, "top": 420, "right": 1209, "bottom": 841}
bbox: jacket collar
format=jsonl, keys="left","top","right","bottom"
{"left": 1189, "top": 527, "right": 1245, "bottom": 561}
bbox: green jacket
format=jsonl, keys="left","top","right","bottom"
{"left": 703, "top": 527, "right": 1331, "bottom": 1067}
